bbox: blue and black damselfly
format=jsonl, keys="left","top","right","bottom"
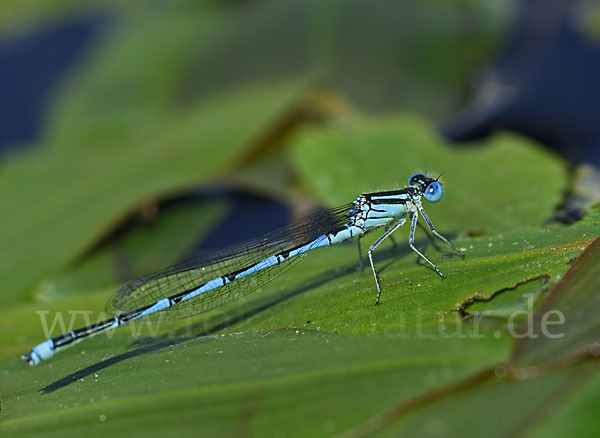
{"left": 22, "top": 173, "right": 464, "bottom": 366}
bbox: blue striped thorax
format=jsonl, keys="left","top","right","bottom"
{"left": 348, "top": 173, "right": 443, "bottom": 232}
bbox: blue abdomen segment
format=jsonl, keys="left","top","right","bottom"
{"left": 179, "top": 277, "right": 224, "bottom": 303}
{"left": 28, "top": 339, "right": 55, "bottom": 365}
{"left": 178, "top": 225, "right": 364, "bottom": 304}
{"left": 135, "top": 298, "right": 172, "bottom": 319}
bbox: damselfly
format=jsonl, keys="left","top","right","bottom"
{"left": 22, "top": 173, "right": 464, "bottom": 366}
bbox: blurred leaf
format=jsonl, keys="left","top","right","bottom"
{"left": 511, "top": 236, "right": 600, "bottom": 369}
{"left": 1, "top": 0, "right": 506, "bottom": 121}
{"left": 186, "top": 0, "right": 509, "bottom": 116}
{"left": 44, "top": 7, "right": 225, "bottom": 152}
{"left": 339, "top": 235, "right": 600, "bottom": 437}
{"left": 526, "top": 367, "right": 600, "bottom": 438}
{"left": 289, "top": 115, "right": 568, "bottom": 233}
{"left": 0, "top": 78, "right": 312, "bottom": 306}
{"left": 359, "top": 363, "right": 597, "bottom": 438}
{"left": 34, "top": 199, "right": 229, "bottom": 301}
{"left": 0, "top": 1, "right": 220, "bottom": 36}
{"left": 0, "top": 0, "right": 84, "bottom": 33}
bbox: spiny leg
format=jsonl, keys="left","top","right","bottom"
{"left": 418, "top": 206, "right": 465, "bottom": 257}
{"left": 408, "top": 212, "right": 445, "bottom": 279}
{"left": 369, "top": 218, "right": 407, "bottom": 305}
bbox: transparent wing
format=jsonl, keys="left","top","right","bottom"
{"left": 105, "top": 203, "right": 353, "bottom": 320}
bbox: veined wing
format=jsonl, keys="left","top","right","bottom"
{"left": 105, "top": 203, "right": 353, "bottom": 320}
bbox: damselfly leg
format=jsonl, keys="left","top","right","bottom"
{"left": 368, "top": 218, "right": 407, "bottom": 305}
{"left": 356, "top": 223, "right": 399, "bottom": 271}
{"left": 408, "top": 211, "right": 445, "bottom": 280}
{"left": 418, "top": 206, "right": 465, "bottom": 258}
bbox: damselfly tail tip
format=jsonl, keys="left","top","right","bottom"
{"left": 21, "top": 339, "right": 53, "bottom": 366}
{"left": 20, "top": 353, "right": 36, "bottom": 367}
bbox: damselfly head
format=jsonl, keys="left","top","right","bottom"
{"left": 408, "top": 173, "right": 443, "bottom": 203}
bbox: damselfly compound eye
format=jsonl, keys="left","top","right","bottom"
{"left": 424, "top": 181, "right": 443, "bottom": 202}
{"left": 408, "top": 173, "right": 426, "bottom": 186}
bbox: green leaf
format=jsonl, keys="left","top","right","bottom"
{"left": 456, "top": 277, "right": 552, "bottom": 333}
{"left": 0, "top": 330, "right": 511, "bottom": 437}
{"left": 337, "top": 232, "right": 600, "bottom": 437}
{"left": 185, "top": 0, "right": 509, "bottom": 117}
{"left": 511, "top": 236, "right": 600, "bottom": 369}
{"left": 2, "top": 210, "right": 597, "bottom": 436}
{"left": 44, "top": 8, "right": 226, "bottom": 152}
{"left": 289, "top": 115, "right": 568, "bottom": 233}
{"left": 358, "top": 364, "right": 596, "bottom": 438}
{"left": 34, "top": 199, "right": 229, "bottom": 301}
{"left": 526, "top": 368, "right": 600, "bottom": 437}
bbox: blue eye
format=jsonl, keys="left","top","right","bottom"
{"left": 424, "top": 181, "right": 443, "bottom": 202}
{"left": 408, "top": 173, "right": 426, "bottom": 186}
